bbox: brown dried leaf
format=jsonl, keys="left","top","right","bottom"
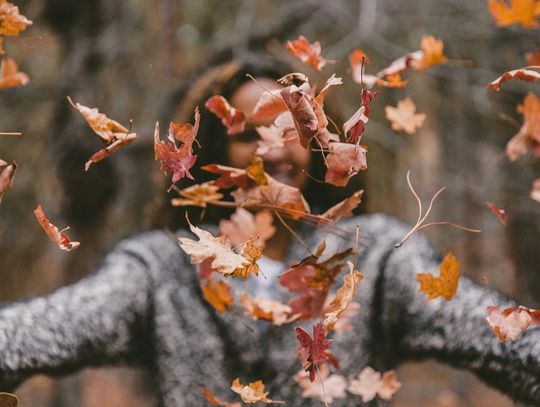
{"left": 323, "top": 261, "right": 363, "bottom": 333}
{"left": 171, "top": 181, "right": 223, "bottom": 208}
{"left": 488, "top": 66, "right": 540, "bottom": 91}
{"left": 34, "top": 205, "right": 80, "bottom": 252}
{"left": 319, "top": 190, "right": 364, "bottom": 224}
{"left": 239, "top": 293, "right": 294, "bottom": 325}
{"left": 231, "top": 378, "right": 283, "bottom": 404}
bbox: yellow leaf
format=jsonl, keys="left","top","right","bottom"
{"left": 488, "top": 0, "right": 540, "bottom": 28}
{"left": 416, "top": 252, "right": 460, "bottom": 301}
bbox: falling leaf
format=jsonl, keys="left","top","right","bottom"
{"left": 343, "top": 106, "right": 369, "bottom": 144}
{"left": 202, "top": 163, "right": 251, "bottom": 189}
{"left": 506, "top": 92, "right": 540, "bottom": 161}
{"left": 485, "top": 305, "right": 540, "bottom": 341}
{"left": 219, "top": 208, "right": 276, "bottom": 248}
{"left": 385, "top": 97, "right": 426, "bottom": 135}
{"left": 85, "top": 132, "right": 137, "bottom": 171}
{"left": 531, "top": 178, "right": 540, "bottom": 202}
{"left": 231, "top": 378, "right": 283, "bottom": 404}
{"left": 200, "top": 277, "right": 235, "bottom": 313}
{"left": 325, "top": 142, "right": 368, "bottom": 187}
{"left": 229, "top": 238, "right": 263, "bottom": 280}
{"left": 488, "top": 0, "right": 540, "bottom": 28}
{"left": 319, "top": 190, "right": 364, "bottom": 224}
{"left": 411, "top": 35, "right": 448, "bottom": 70}
{"left": 231, "top": 174, "right": 310, "bottom": 219}
{"left": 239, "top": 293, "right": 294, "bottom": 325}
{"left": 250, "top": 89, "right": 287, "bottom": 122}
{"left": 0, "top": 160, "right": 16, "bottom": 204}
{"left": 154, "top": 110, "right": 199, "bottom": 187}
{"left": 255, "top": 112, "right": 298, "bottom": 155}
{"left": 178, "top": 219, "right": 251, "bottom": 276}
{"left": 280, "top": 243, "right": 354, "bottom": 319}
{"left": 416, "top": 252, "right": 460, "bottom": 301}
{"left": 280, "top": 83, "right": 318, "bottom": 148}
{"left": 68, "top": 97, "right": 137, "bottom": 170}
{"left": 246, "top": 157, "right": 268, "bottom": 186}
{"left": 327, "top": 300, "right": 360, "bottom": 334}
{"left": 200, "top": 387, "right": 241, "bottom": 407}
{"left": 33, "top": 205, "right": 80, "bottom": 252}
{"left": 487, "top": 201, "right": 507, "bottom": 225}
{"left": 294, "top": 365, "right": 347, "bottom": 404}
{"left": 285, "top": 35, "right": 327, "bottom": 71}
{"left": 348, "top": 367, "right": 401, "bottom": 402}
{"left": 205, "top": 95, "right": 246, "bottom": 135}
{"left": 0, "top": 1, "right": 32, "bottom": 36}
{"left": 488, "top": 66, "right": 540, "bottom": 90}
{"left": 0, "top": 58, "right": 29, "bottom": 89}
{"left": 323, "top": 261, "right": 364, "bottom": 333}
{"left": 349, "top": 49, "right": 370, "bottom": 84}
{"left": 170, "top": 181, "right": 223, "bottom": 208}
{"left": 295, "top": 322, "right": 339, "bottom": 382}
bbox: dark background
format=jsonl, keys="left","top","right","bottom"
{"left": 0, "top": 0, "right": 538, "bottom": 405}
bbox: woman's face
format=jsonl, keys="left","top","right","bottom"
{"left": 228, "top": 79, "right": 310, "bottom": 189}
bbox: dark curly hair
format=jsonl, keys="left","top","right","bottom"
{"left": 150, "top": 54, "right": 365, "bottom": 230}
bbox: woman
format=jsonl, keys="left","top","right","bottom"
{"left": 0, "top": 57, "right": 539, "bottom": 407}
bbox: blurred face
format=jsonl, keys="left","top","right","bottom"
{"left": 228, "top": 79, "right": 310, "bottom": 188}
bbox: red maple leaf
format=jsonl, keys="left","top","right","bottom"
{"left": 295, "top": 322, "right": 339, "bottom": 382}
{"left": 154, "top": 108, "right": 199, "bottom": 189}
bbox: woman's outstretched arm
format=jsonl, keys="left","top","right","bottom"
{"left": 0, "top": 230, "right": 179, "bottom": 391}
{"left": 364, "top": 215, "right": 540, "bottom": 405}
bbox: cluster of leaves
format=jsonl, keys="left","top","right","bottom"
{"left": 3, "top": 1, "right": 540, "bottom": 404}
{"left": 483, "top": 0, "right": 540, "bottom": 341}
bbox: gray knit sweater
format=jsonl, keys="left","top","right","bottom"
{"left": 0, "top": 214, "right": 538, "bottom": 406}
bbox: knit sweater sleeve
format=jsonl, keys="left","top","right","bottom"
{"left": 0, "top": 230, "right": 179, "bottom": 391}
{"left": 363, "top": 215, "right": 540, "bottom": 405}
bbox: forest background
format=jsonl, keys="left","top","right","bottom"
{"left": 0, "top": 0, "right": 539, "bottom": 406}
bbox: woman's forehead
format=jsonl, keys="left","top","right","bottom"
{"left": 230, "top": 78, "right": 281, "bottom": 116}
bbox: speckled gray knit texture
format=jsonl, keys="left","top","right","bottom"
{"left": 0, "top": 214, "right": 538, "bottom": 406}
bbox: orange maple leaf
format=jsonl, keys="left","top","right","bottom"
{"left": 416, "top": 252, "right": 460, "bottom": 301}
{"left": 506, "top": 92, "right": 540, "bottom": 161}
{"left": 200, "top": 277, "right": 234, "bottom": 313}
{"left": 0, "top": 58, "right": 29, "bottom": 89}
{"left": 230, "top": 238, "right": 262, "bottom": 280}
{"left": 411, "top": 35, "right": 448, "bottom": 70}
{"left": 170, "top": 181, "right": 223, "bottom": 208}
{"left": 0, "top": 1, "right": 32, "bottom": 36}
{"left": 385, "top": 97, "right": 426, "bottom": 135}
{"left": 488, "top": 0, "right": 540, "bottom": 28}
{"left": 348, "top": 367, "right": 401, "bottom": 402}
{"left": 323, "top": 261, "right": 364, "bottom": 333}
{"left": 239, "top": 293, "right": 294, "bottom": 325}
{"left": 285, "top": 35, "right": 327, "bottom": 71}
{"left": 231, "top": 378, "right": 283, "bottom": 404}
